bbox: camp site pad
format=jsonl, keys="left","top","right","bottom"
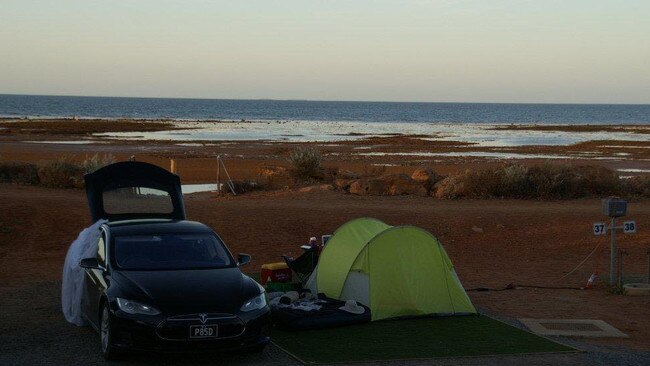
{"left": 520, "top": 318, "right": 628, "bottom": 338}
{"left": 271, "top": 315, "right": 573, "bottom": 364}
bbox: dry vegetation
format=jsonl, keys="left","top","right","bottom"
{"left": 489, "top": 124, "right": 650, "bottom": 134}
{"left": 0, "top": 161, "right": 39, "bottom": 185}
{"left": 1, "top": 148, "right": 648, "bottom": 199}
{"left": 288, "top": 146, "right": 323, "bottom": 180}
{"left": 37, "top": 158, "right": 86, "bottom": 188}
{"left": 0, "top": 154, "right": 115, "bottom": 188}
{"left": 433, "top": 163, "right": 648, "bottom": 199}
{"left": 284, "top": 152, "right": 650, "bottom": 199}
{"left": 0, "top": 118, "right": 180, "bottom": 135}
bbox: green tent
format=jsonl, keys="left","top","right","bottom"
{"left": 306, "top": 218, "right": 476, "bottom": 321}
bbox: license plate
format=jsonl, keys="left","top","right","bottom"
{"left": 189, "top": 325, "right": 218, "bottom": 339}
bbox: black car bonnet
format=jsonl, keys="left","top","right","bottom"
{"left": 85, "top": 161, "right": 186, "bottom": 222}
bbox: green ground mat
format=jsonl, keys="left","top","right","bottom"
{"left": 271, "top": 315, "right": 573, "bottom": 364}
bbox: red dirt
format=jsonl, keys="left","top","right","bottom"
{"left": 1, "top": 184, "right": 648, "bottom": 350}
{"left": 1, "top": 127, "right": 649, "bottom": 352}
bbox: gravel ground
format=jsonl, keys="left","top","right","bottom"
{"left": 0, "top": 282, "right": 299, "bottom": 366}
{"left": 2, "top": 282, "right": 649, "bottom": 366}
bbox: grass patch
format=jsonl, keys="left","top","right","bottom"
{"left": 272, "top": 315, "right": 572, "bottom": 364}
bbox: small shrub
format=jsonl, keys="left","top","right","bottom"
{"left": 336, "top": 169, "right": 362, "bottom": 180}
{"left": 527, "top": 163, "right": 576, "bottom": 198}
{"left": 461, "top": 168, "right": 503, "bottom": 198}
{"left": 288, "top": 147, "right": 322, "bottom": 180}
{"left": 38, "top": 157, "right": 85, "bottom": 188}
{"left": 434, "top": 175, "right": 465, "bottom": 199}
{"left": 321, "top": 166, "right": 339, "bottom": 183}
{"left": 81, "top": 154, "right": 116, "bottom": 174}
{"left": 361, "top": 165, "right": 387, "bottom": 177}
{"left": 575, "top": 165, "right": 621, "bottom": 195}
{"left": 0, "top": 161, "right": 40, "bottom": 185}
{"left": 527, "top": 163, "right": 621, "bottom": 199}
{"left": 501, "top": 164, "right": 532, "bottom": 197}
{"left": 623, "top": 175, "right": 650, "bottom": 197}
{"left": 257, "top": 165, "right": 291, "bottom": 190}
{"left": 434, "top": 168, "right": 506, "bottom": 199}
{"left": 607, "top": 285, "right": 627, "bottom": 295}
{"left": 227, "top": 180, "right": 262, "bottom": 194}
{"left": 411, "top": 168, "right": 444, "bottom": 193}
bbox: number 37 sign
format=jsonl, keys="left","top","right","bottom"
{"left": 593, "top": 222, "right": 607, "bottom": 235}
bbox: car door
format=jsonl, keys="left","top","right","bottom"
{"left": 82, "top": 231, "right": 109, "bottom": 328}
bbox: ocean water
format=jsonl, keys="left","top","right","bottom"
{"left": 1, "top": 94, "right": 650, "bottom": 125}
{"left": 90, "top": 120, "right": 649, "bottom": 146}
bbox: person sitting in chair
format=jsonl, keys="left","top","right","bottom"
{"left": 282, "top": 237, "right": 320, "bottom": 284}
{"left": 308, "top": 236, "right": 323, "bottom": 256}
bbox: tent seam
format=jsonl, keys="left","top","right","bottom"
{"left": 439, "top": 241, "right": 456, "bottom": 314}
{"left": 332, "top": 223, "right": 390, "bottom": 298}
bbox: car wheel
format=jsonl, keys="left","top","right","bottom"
{"left": 100, "top": 303, "right": 118, "bottom": 360}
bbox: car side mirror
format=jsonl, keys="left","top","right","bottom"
{"left": 237, "top": 253, "right": 251, "bottom": 266}
{"left": 79, "top": 257, "right": 102, "bottom": 269}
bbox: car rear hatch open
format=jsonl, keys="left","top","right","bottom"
{"left": 85, "top": 161, "right": 186, "bottom": 222}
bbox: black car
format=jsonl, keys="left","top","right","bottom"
{"left": 79, "top": 162, "right": 270, "bottom": 359}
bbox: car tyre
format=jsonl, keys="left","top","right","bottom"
{"left": 100, "top": 303, "right": 119, "bottom": 360}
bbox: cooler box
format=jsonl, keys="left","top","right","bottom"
{"left": 260, "top": 262, "right": 292, "bottom": 285}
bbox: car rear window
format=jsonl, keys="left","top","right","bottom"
{"left": 103, "top": 186, "right": 174, "bottom": 216}
{"left": 113, "top": 233, "right": 233, "bottom": 270}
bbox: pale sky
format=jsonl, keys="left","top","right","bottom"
{"left": 1, "top": 0, "right": 649, "bottom": 103}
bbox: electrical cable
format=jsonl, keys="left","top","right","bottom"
{"left": 465, "top": 284, "right": 584, "bottom": 292}
{"left": 554, "top": 240, "right": 603, "bottom": 282}
{"left": 464, "top": 238, "right": 606, "bottom": 292}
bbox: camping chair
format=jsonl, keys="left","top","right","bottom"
{"left": 282, "top": 249, "right": 317, "bottom": 285}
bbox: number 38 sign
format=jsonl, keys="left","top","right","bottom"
{"left": 623, "top": 221, "right": 637, "bottom": 234}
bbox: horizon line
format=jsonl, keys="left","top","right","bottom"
{"left": 1, "top": 93, "right": 649, "bottom": 106}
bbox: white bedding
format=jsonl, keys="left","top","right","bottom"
{"left": 61, "top": 220, "right": 106, "bottom": 326}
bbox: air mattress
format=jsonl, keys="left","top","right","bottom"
{"left": 271, "top": 297, "right": 371, "bottom": 331}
